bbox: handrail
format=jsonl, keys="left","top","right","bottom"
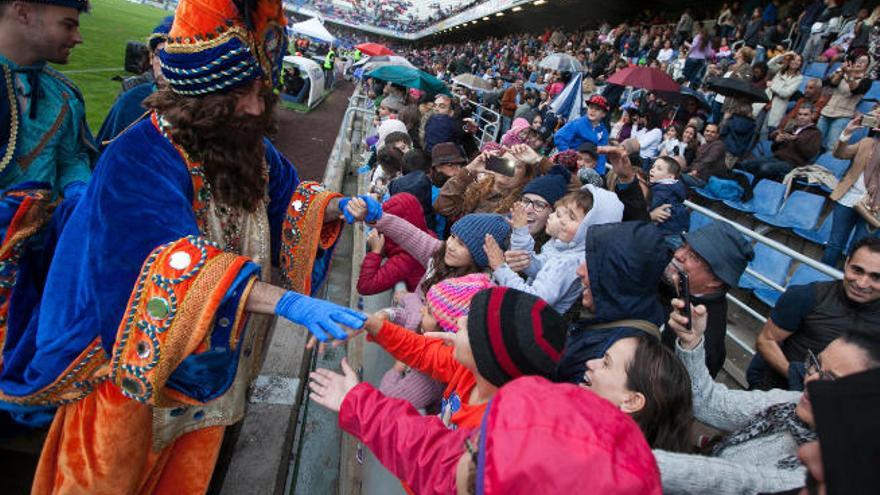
{"left": 685, "top": 200, "right": 843, "bottom": 280}
{"left": 465, "top": 98, "right": 501, "bottom": 148}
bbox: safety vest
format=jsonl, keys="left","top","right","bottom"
{"left": 324, "top": 50, "right": 335, "bottom": 70}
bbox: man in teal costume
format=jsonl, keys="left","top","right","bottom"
{"left": 0, "top": 0, "right": 95, "bottom": 198}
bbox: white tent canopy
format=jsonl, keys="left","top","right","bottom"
{"left": 289, "top": 17, "right": 336, "bottom": 43}
{"left": 282, "top": 55, "right": 326, "bottom": 109}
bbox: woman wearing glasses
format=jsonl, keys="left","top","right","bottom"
{"left": 654, "top": 298, "right": 880, "bottom": 494}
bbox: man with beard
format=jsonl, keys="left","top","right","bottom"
{"left": 0, "top": 0, "right": 371, "bottom": 492}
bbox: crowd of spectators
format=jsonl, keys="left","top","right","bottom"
{"left": 301, "top": 1, "right": 880, "bottom": 493}
{"left": 289, "top": 0, "right": 491, "bottom": 34}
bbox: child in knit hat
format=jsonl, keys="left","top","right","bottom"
{"left": 348, "top": 200, "right": 511, "bottom": 299}
{"left": 360, "top": 287, "right": 568, "bottom": 429}
{"left": 376, "top": 274, "right": 494, "bottom": 412}
{"left": 484, "top": 185, "right": 624, "bottom": 315}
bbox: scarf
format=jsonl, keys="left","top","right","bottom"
{"left": 711, "top": 402, "right": 816, "bottom": 470}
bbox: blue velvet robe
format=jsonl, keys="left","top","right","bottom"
{"left": 0, "top": 119, "right": 301, "bottom": 424}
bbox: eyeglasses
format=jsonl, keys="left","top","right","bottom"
{"left": 804, "top": 350, "right": 836, "bottom": 382}
{"left": 520, "top": 198, "right": 551, "bottom": 212}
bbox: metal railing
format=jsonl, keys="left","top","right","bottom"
{"left": 685, "top": 200, "right": 843, "bottom": 356}
{"left": 465, "top": 98, "right": 501, "bottom": 148}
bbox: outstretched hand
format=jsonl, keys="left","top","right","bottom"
{"left": 309, "top": 358, "right": 360, "bottom": 413}
{"left": 275, "top": 291, "right": 366, "bottom": 344}
{"left": 483, "top": 234, "right": 505, "bottom": 271}
{"left": 667, "top": 298, "right": 707, "bottom": 350}
{"left": 504, "top": 249, "right": 531, "bottom": 272}
{"left": 509, "top": 202, "right": 528, "bottom": 229}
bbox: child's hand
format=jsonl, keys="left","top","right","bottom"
{"left": 364, "top": 311, "right": 389, "bottom": 337}
{"left": 366, "top": 230, "right": 385, "bottom": 254}
{"left": 510, "top": 202, "right": 529, "bottom": 229}
{"left": 504, "top": 250, "right": 531, "bottom": 272}
{"left": 483, "top": 234, "right": 506, "bottom": 271}
{"left": 649, "top": 204, "right": 672, "bottom": 223}
{"left": 309, "top": 358, "right": 360, "bottom": 413}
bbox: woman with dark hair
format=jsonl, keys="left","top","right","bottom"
{"left": 581, "top": 332, "right": 695, "bottom": 452}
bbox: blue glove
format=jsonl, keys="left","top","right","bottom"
{"left": 275, "top": 291, "right": 367, "bottom": 342}
{"left": 62, "top": 181, "right": 87, "bottom": 201}
{"left": 360, "top": 195, "right": 383, "bottom": 222}
{"left": 338, "top": 195, "right": 383, "bottom": 224}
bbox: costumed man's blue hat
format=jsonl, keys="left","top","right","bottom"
{"left": 21, "top": 0, "right": 90, "bottom": 12}
{"left": 148, "top": 16, "right": 174, "bottom": 51}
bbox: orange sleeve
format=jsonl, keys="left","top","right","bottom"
{"left": 370, "top": 321, "right": 462, "bottom": 384}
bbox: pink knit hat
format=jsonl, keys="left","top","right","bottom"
{"left": 425, "top": 273, "right": 495, "bottom": 333}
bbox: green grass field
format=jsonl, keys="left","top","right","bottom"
{"left": 55, "top": 0, "right": 169, "bottom": 129}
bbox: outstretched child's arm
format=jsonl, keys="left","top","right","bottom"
{"left": 374, "top": 213, "right": 443, "bottom": 268}
{"left": 364, "top": 314, "right": 462, "bottom": 384}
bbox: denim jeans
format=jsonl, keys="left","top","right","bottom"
{"left": 817, "top": 115, "right": 850, "bottom": 152}
{"left": 740, "top": 157, "right": 793, "bottom": 180}
{"left": 821, "top": 202, "right": 859, "bottom": 266}
{"left": 682, "top": 58, "right": 706, "bottom": 86}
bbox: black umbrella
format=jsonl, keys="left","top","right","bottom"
{"left": 704, "top": 76, "right": 769, "bottom": 103}
{"left": 657, "top": 86, "right": 711, "bottom": 110}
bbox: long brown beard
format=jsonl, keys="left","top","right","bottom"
{"left": 144, "top": 86, "right": 279, "bottom": 212}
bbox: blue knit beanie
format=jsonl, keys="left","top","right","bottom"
{"left": 450, "top": 213, "right": 511, "bottom": 268}
{"left": 522, "top": 170, "right": 570, "bottom": 206}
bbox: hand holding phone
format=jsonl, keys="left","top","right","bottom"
{"left": 676, "top": 268, "right": 691, "bottom": 332}
{"left": 485, "top": 155, "right": 517, "bottom": 177}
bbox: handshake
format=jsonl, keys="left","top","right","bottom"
{"left": 339, "top": 195, "right": 383, "bottom": 224}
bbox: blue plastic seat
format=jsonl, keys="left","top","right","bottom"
{"left": 856, "top": 100, "right": 875, "bottom": 115}
{"left": 754, "top": 190, "right": 825, "bottom": 230}
{"left": 803, "top": 62, "right": 828, "bottom": 79}
{"left": 723, "top": 179, "right": 786, "bottom": 214}
{"left": 865, "top": 81, "right": 880, "bottom": 101}
{"left": 798, "top": 78, "right": 810, "bottom": 93}
{"left": 827, "top": 62, "right": 841, "bottom": 74}
{"left": 754, "top": 264, "right": 835, "bottom": 307}
{"left": 815, "top": 152, "right": 851, "bottom": 179}
{"left": 849, "top": 126, "right": 868, "bottom": 144}
{"left": 793, "top": 214, "right": 833, "bottom": 246}
{"left": 689, "top": 211, "right": 714, "bottom": 232}
{"left": 739, "top": 243, "right": 793, "bottom": 291}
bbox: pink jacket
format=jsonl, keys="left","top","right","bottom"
{"left": 339, "top": 376, "right": 662, "bottom": 495}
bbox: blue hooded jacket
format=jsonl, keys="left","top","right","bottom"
{"left": 553, "top": 117, "right": 609, "bottom": 174}
{"left": 556, "top": 221, "right": 672, "bottom": 383}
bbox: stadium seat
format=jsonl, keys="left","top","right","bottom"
{"left": 739, "top": 243, "right": 793, "bottom": 291}
{"left": 753, "top": 263, "right": 835, "bottom": 307}
{"left": 798, "top": 78, "right": 810, "bottom": 94}
{"left": 793, "top": 213, "right": 833, "bottom": 246}
{"left": 733, "top": 169, "right": 754, "bottom": 184}
{"left": 856, "top": 100, "right": 875, "bottom": 115}
{"left": 803, "top": 62, "right": 828, "bottom": 79}
{"left": 754, "top": 190, "right": 825, "bottom": 230}
{"left": 827, "top": 62, "right": 841, "bottom": 75}
{"left": 689, "top": 210, "right": 714, "bottom": 232}
{"left": 865, "top": 81, "right": 880, "bottom": 101}
{"left": 723, "top": 179, "right": 785, "bottom": 215}
{"left": 814, "top": 151, "right": 851, "bottom": 179}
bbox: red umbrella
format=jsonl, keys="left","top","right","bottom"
{"left": 356, "top": 42, "right": 395, "bottom": 56}
{"left": 605, "top": 67, "right": 680, "bottom": 93}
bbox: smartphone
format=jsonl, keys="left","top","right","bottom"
{"left": 676, "top": 268, "right": 692, "bottom": 332}
{"left": 485, "top": 155, "right": 517, "bottom": 177}
{"left": 862, "top": 113, "right": 879, "bottom": 129}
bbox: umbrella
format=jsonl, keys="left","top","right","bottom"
{"left": 451, "top": 73, "right": 494, "bottom": 91}
{"left": 657, "top": 86, "right": 711, "bottom": 110}
{"left": 354, "top": 55, "right": 415, "bottom": 73}
{"left": 549, "top": 72, "right": 584, "bottom": 123}
{"left": 539, "top": 53, "right": 583, "bottom": 73}
{"left": 704, "top": 76, "right": 769, "bottom": 103}
{"left": 356, "top": 42, "right": 395, "bottom": 57}
{"left": 605, "top": 67, "right": 680, "bottom": 93}
{"left": 365, "top": 65, "right": 449, "bottom": 95}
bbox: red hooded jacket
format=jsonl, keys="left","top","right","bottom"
{"left": 339, "top": 376, "right": 662, "bottom": 495}
{"left": 357, "top": 193, "right": 434, "bottom": 295}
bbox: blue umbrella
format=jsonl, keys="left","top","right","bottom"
{"left": 365, "top": 66, "right": 449, "bottom": 95}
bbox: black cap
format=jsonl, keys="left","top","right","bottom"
{"left": 577, "top": 141, "right": 598, "bottom": 158}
